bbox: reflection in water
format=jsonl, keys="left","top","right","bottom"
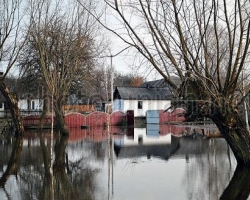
{"left": 39, "top": 132, "right": 97, "bottom": 200}
{"left": 0, "top": 124, "right": 249, "bottom": 199}
{"left": 179, "top": 138, "right": 236, "bottom": 200}
{"left": 0, "top": 136, "right": 23, "bottom": 198}
{"left": 113, "top": 128, "right": 179, "bottom": 160}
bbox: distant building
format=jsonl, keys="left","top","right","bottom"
{"left": 18, "top": 98, "right": 43, "bottom": 115}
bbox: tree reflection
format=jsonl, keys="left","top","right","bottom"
{"left": 39, "top": 133, "right": 97, "bottom": 200}
{"left": 183, "top": 138, "right": 250, "bottom": 199}
{"left": 40, "top": 134, "right": 80, "bottom": 200}
{"left": 39, "top": 132, "right": 54, "bottom": 200}
{"left": 0, "top": 129, "right": 110, "bottom": 199}
{"left": 0, "top": 136, "right": 23, "bottom": 187}
{"left": 0, "top": 135, "right": 23, "bottom": 200}
{"left": 220, "top": 165, "right": 250, "bottom": 200}
{"left": 182, "top": 138, "right": 236, "bottom": 199}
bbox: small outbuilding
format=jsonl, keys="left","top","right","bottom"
{"left": 113, "top": 86, "right": 173, "bottom": 117}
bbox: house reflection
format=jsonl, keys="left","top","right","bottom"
{"left": 22, "top": 124, "right": 187, "bottom": 163}
{"left": 63, "top": 124, "right": 187, "bottom": 161}
{"left": 113, "top": 125, "right": 182, "bottom": 160}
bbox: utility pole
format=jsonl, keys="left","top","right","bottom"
{"left": 110, "top": 53, "right": 113, "bottom": 113}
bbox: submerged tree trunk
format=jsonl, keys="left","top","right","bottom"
{"left": 207, "top": 103, "right": 250, "bottom": 166}
{"left": 54, "top": 98, "right": 69, "bottom": 136}
{"left": 213, "top": 118, "right": 250, "bottom": 166}
{"left": 0, "top": 82, "right": 24, "bottom": 136}
{"left": 39, "top": 87, "right": 51, "bottom": 128}
{"left": 179, "top": 79, "right": 250, "bottom": 166}
{"left": 220, "top": 165, "right": 250, "bottom": 199}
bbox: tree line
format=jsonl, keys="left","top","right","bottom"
{"left": 0, "top": 0, "right": 144, "bottom": 136}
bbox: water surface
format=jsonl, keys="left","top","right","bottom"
{"left": 0, "top": 125, "right": 246, "bottom": 200}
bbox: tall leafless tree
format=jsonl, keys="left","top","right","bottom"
{"left": 101, "top": 0, "right": 250, "bottom": 165}
{"left": 27, "top": 0, "right": 103, "bottom": 136}
{"left": 0, "top": 0, "right": 28, "bottom": 136}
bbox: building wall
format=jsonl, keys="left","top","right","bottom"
{"left": 113, "top": 99, "right": 171, "bottom": 117}
{"left": 18, "top": 99, "right": 43, "bottom": 111}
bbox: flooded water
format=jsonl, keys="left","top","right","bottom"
{"left": 1, "top": 124, "right": 249, "bottom": 200}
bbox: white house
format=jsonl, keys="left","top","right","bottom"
{"left": 113, "top": 85, "right": 173, "bottom": 117}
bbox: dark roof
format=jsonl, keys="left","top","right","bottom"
{"left": 141, "top": 77, "right": 181, "bottom": 88}
{"left": 114, "top": 86, "right": 173, "bottom": 100}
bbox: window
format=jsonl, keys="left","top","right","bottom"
{"left": 31, "top": 101, "right": 35, "bottom": 110}
{"left": 138, "top": 101, "right": 143, "bottom": 109}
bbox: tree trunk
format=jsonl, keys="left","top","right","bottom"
{"left": 182, "top": 80, "right": 250, "bottom": 166}
{"left": 220, "top": 165, "right": 250, "bottom": 199}
{"left": 0, "top": 82, "right": 24, "bottom": 136}
{"left": 39, "top": 87, "right": 51, "bottom": 128}
{"left": 54, "top": 98, "right": 69, "bottom": 136}
{"left": 212, "top": 112, "right": 250, "bottom": 166}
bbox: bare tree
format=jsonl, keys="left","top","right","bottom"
{"left": 0, "top": 0, "right": 28, "bottom": 136}
{"left": 27, "top": 0, "right": 103, "bottom": 136}
{"left": 101, "top": 0, "right": 250, "bottom": 165}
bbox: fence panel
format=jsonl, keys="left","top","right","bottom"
{"left": 86, "top": 111, "right": 109, "bottom": 127}
{"left": 65, "top": 113, "right": 86, "bottom": 128}
{"left": 111, "top": 111, "right": 126, "bottom": 126}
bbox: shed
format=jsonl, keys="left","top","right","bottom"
{"left": 113, "top": 86, "right": 173, "bottom": 117}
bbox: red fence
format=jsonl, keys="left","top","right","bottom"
{"left": 23, "top": 108, "right": 185, "bottom": 129}
{"left": 23, "top": 115, "right": 55, "bottom": 128}
{"left": 111, "top": 111, "right": 126, "bottom": 126}
{"left": 64, "top": 109, "right": 185, "bottom": 128}
{"left": 64, "top": 112, "right": 85, "bottom": 128}
{"left": 65, "top": 111, "right": 126, "bottom": 128}
{"left": 86, "top": 112, "right": 109, "bottom": 127}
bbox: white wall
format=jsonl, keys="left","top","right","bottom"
{"left": 123, "top": 99, "right": 171, "bottom": 117}
{"left": 18, "top": 99, "right": 44, "bottom": 111}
